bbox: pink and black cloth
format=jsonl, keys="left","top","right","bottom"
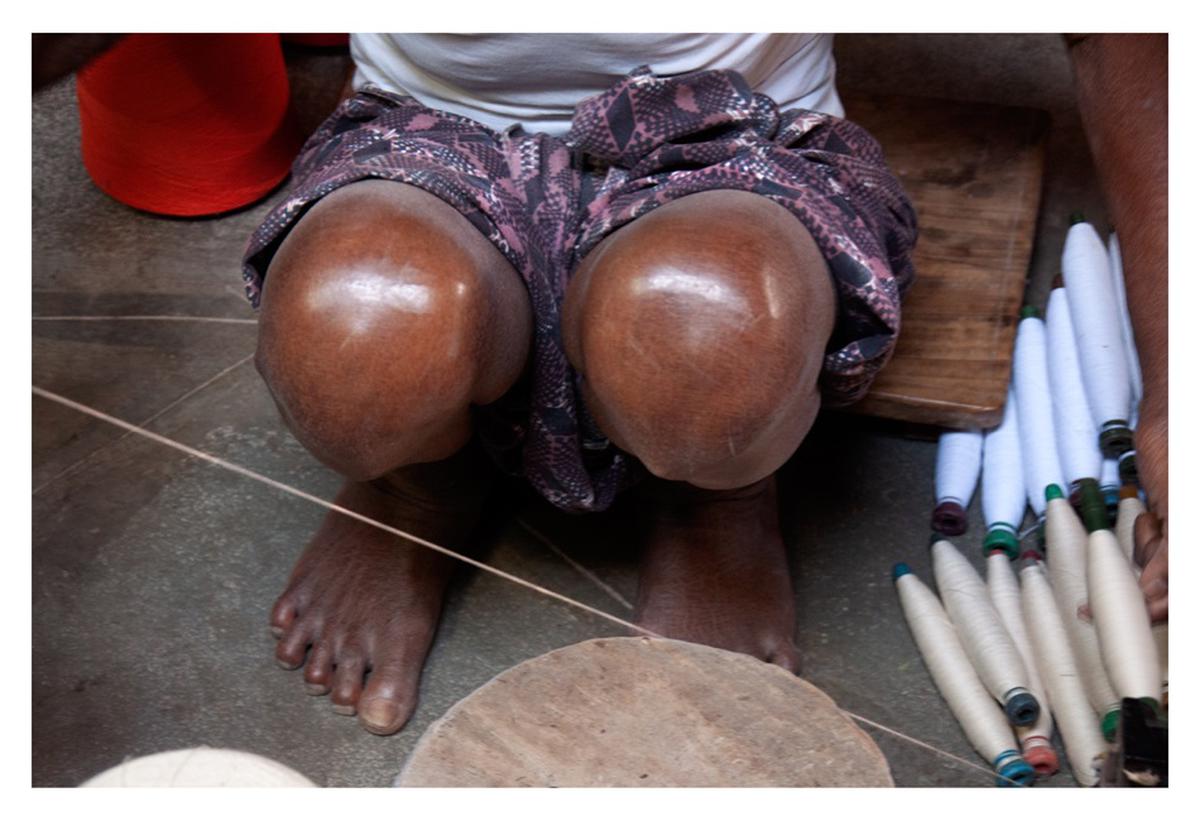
{"left": 243, "top": 66, "right": 918, "bottom": 513}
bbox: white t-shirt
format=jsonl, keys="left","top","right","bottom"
{"left": 351, "top": 34, "right": 843, "bottom": 136}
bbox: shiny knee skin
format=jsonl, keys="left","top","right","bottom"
{"left": 254, "top": 180, "right": 532, "bottom": 480}
{"left": 563, "top": 190, "right": 836, "bottom": 490}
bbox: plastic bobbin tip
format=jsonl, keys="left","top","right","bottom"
{"left": 1102, "top": 707, "right": 1121, "bottom": 742}
{"left": 994, "top": 752, "right": 1036, "bottom": 787}
{"left": 1044, "top": 483, "right": 1064, "bottom": 502}
{"left": 1118, "top": 451, "right": 1140, "bottom": 487}
{"left": 1021, "top": 738, "right": 1059, "bottom": 777}
{"left": 1119, "top": 484, "right": 1140, "bottom": 500}
{"left": 1068, "top": 211, "right": 1086, "bottom": 225}
{"left": 892, "top": 563, "right": 912, "bottom": 580}
{"left": 983, "top": 526, "right": 1020, "bottom": 560}
{"left": 931, "top": 501, "right": 968, "bottom": 536}
{"left": 1019, "top": 305, "right": 1040, "bottom": 320}
{"left": 1004, "top": 689, "right": 1040, "bottom": 727}
{"left": 1099, "top": 422, "right": 1135, "bottom": 459}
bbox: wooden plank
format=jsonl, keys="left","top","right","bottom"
{"left": 840, "top": 93, "right": 1048, "bottom": 429}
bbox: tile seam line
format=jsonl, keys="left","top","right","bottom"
{"left": 32, "top": 352, "right": 256, "bottom": 496}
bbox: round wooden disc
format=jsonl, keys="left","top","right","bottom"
{"left": 81, "top": 748, "right": 316, "bottom": 787}
{"left": 397, "top": 636, "right": 893, "bottom": 787}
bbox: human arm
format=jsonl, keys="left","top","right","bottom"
{"left": 1066, "top": 33, "right": 1168, "bottom": 622}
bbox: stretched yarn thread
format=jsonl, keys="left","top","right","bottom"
{"left": 1043, "top": 488, "right": 1120, "bottom": 732}
{"left": 930, "top": 540, "right": 1038, "bottom": 726}
{"left": 1018, "top": 559, "right": 1108, "bottom": 786}
{"left": 1062, "top": 221, "right": 1132, "bottom": 456}
{"left": 986, "top": 551, "right": 1058, "bottom": 775}
{"left": 1045, "top": 288, "right": 1103, "bottom": 489}
{"left": 982, "top": 387, "right": 1026, "bottom": 559}
{"left": 933, "top": 430, "right": 983, "bottom": 536}
{"left": 1014, "top": 313, "right": 1065, "bottom": 516}
{"left": 894, "top": 566, "right": 1033, "bottom": 787}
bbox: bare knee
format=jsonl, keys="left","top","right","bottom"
{"left": 256, "top": 181, "right": 531, "bottom": 479}
{"left": 563, "top": 191, "right": 835, "bottom": 489}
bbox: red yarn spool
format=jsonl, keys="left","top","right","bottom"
{"left": 75, "top": 34, "right": 303, "bottom": 217}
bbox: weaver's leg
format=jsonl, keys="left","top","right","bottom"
{"left": 256, "top": 179, "right": 532, "bottom": 734}
{"left": 563, "top": 190, "right": 835, "bottom": 669}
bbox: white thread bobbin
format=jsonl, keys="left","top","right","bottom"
{"left": 1115, "top": 485, "right": 1146, "bottom": 565}
{"left": 1014, "top": 310, "right": 1064, "bottom": 516}
{"left": 893, "top": 564, "right": 1034, "bottom": 787}
{"left": 1108, "top": 232, "right": 1143, "bottom": 410}
{"left": 81, "top": 748, "right": 317, "bottom": 787}
{"left": 1076, "top": 482, "right": 1161, "bottom": 704}
{"left": 930, "top": 539, "right": 1039, "bottom": 727}
{"left": 1045, "top": 288, "right": 1103, "bottom": 491}
{"left": 986, "top": 551, "right": 1058, "bottom": 776}
{"left": 1018, "top": 558, "right": 1108, "bottom": 786}
{"left": 1043, "top": 485, "right": 1121, "bottom": 738}
{"left": 1062, "top": 219, "right": 1133, "bottom": 457}
{"left": 982, "top": 387, "right": 1026, "bottom": 559}
{"left": 933, "top": 429, "right": 983, "bottom": 536}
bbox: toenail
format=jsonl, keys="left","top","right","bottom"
{"left": 360, "top": 698, "right": 401, "bottom": 732}
{"left": 306, "top": 682, "right": 330, "bottom": 696}
{"left": 332, "top": 703, "right": 357, "bottom": 716}
{"left": 270, "top": 626, "right": 284, "bottom": 638}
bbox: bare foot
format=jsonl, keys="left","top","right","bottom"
{"left": 269, "top": 450, "right": 491, "bottom": 735}
{"left": 633, "top": 476, "right": 800, "bottom": 671}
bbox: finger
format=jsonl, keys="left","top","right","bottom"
{"left": 1139, "top": 541, "right": 1169, "bottom": 624}
{"left": 1134, "top": 510, "right": 1163, "bottom": 569}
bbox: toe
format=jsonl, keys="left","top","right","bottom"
{"left": 274, "top": 620, "right": 313, "bottom": 669}
{"left": 358, "top": 657, "right": 421, "bottom": 735}
{"left": 330, "top": 651, "right": 366, "bottom": 715}
{"left": 269, "top": 594, "right": 299, "bottom": 639}
{"left": 303, "top": 642, "right": 334, "bottom": 695}
{"left": 766, "top": 642, "right": 801, "bottom": 675}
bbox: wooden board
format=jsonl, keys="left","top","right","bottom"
{"left": 397, "top": 637, "right": 893, "bottom": 787}
{"left": 842, "top": 93, "right": 1048, "bottom": 428}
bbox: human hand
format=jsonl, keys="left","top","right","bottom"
{"left": 1133, "top": 395, "right": 1168, "bottom": 622}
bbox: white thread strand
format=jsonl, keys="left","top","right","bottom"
{"left": 31, "top": 353, "right": 256, "bottom": 495}
{"left": 1043, "top": 496, "right": 1120, "bottom": 717}
{"left": 895, "top": 570, "right": 1021, "bottom": 781}
{"left": 982, "top": 387, "right": 1026, "bottom": 543}
{"left": 986, "top": 553, "right": 1056, "bottom": 766}
{"left": 1014, "top": 316, "right": 1065, "bottom": 515}
{"left": 1087, "top": 528, "right": 1161, "bottom": 701}
{"left": 934, "top": 429, "right": 983, "bottom": 525}
{"left": 515, "top": 518, "right": 635, "bottom": 612}
{"left": 31, "top": 386, "right": 659, "bottom": 641}
{"left": 931, "top": 540, "right": 1034, "bottom": 713}
{"left": 1045, "top": 289, "right": 1103, "bottom": 486}
{"left": 1018, "top": 561, "right": 1108, "bottom": 786}
{"left": 33, "top": 384, "right": 1032, "bottom": 786}
{"left": 32, "top": 315, "right": 258, "bottom": 324}
{"left": 1063, "top": 222, "right": 1131, "bottom": 432}
{"left": 1100, "top": 458, "right": 1121, "bottom": 494}
{"left": 1107, "top": 233, "right": 1142, "bottom": 409}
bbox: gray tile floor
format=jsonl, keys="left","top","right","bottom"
{"left": 32, "top": 35, "right": 1104, "bottom": 788}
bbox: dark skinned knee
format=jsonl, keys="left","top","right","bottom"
{"left": 256, "top": 181, "right": 532, "bottom": 479}
{"left": 563, "top": 190, "right": 835, "bottom": 489}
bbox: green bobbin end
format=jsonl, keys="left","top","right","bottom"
{"left": 1069, "top": 211, "right": 1086, "bottom": 226}
{"left": 1019, "top": 305, "right": 1040, "bottom": 320}
{"left": 1044, "top": 484, "right": 1064, "bottom": 502}
{"left": 1077, "top": 479, "right": 1109, "bottom": 533}
{"left": 1102, "top": 708, "right": 1121, "bottom": 742}
{"left": 983, "top": 527, "right": 1020, "bottom": 560}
